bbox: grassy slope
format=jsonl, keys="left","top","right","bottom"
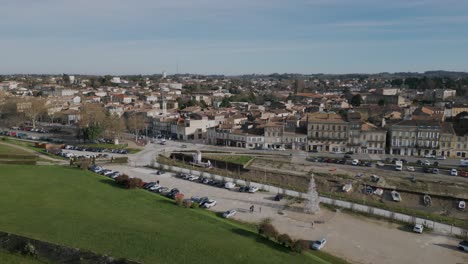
{"left": 0, "top": 143, "right": 29, "bottom": 155}
{"left": 0, "top": 251, "right": 46, "bottom": 264}
{"left": 204, "top": 155, "right": 254, "bottom": 165}
{"left": 0, "top": 165, "right": 340, "bottom": 264}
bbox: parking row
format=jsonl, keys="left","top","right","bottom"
{"left": 63, "top": 145, "right": 129, "bottom": 154}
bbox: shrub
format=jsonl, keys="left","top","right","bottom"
{"left": 182, "top": 199, "right": 193, "bottom": 208}
{"left": 174, "top": 193, "right": 184, "bottom": 206}
{"left": 23, "top": 242, "right": 37, "bottom": 257}
{"left": 292, "top": 239, "right": 309, "bottom": 253}
{"left": 127, "top": 177, "right": 143, "bottom": 189}
{"left": 79, "top": 159, "right": 92, "bottom": 170}
{"left": 190, "top": 202, "right": 199, "bottom": 209}
{"left": 258, "top": 223, "right": 278, "bottom": 240}
{"left": 115, "top": 174, "right": 130, "bottom": 186}
{"left": 277, "top": 233, "right": 293, "bottom": 248}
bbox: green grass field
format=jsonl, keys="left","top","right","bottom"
{"left": 0, "top": 165, "right": 344, "bottom": 264}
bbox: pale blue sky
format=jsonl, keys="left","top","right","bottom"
{"left": 1, "top": 0, "right": 467, "bottom": 75}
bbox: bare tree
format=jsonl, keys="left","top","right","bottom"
{"left": 77, "top": 103, "right": 107, "bottom": 142}
{"left": 126, "top": 114, "right": 146, "bottom": 140}
{"left": 104, "top": 114, "right": 126, "bottom": 141}
{"left": 23, "top": 97, "right": 47, "bottom": 128}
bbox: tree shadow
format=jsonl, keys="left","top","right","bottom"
{"left": 98, "top": 178, "right": 125, "bottom": 189}
{"left": 433, "top": 243, "right": 461, "bottom": 251}
{"left": 230, "top": 228, "right": 291, "bottom": 253}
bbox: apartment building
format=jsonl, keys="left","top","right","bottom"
{"left": 388, "top": 120, "right": 441, "bottom": 156}
{"left": 307, "top": 112, "right": 386, "bottom": 154}
{"left": 307, "top": 112, "right": 348, "bottom": 152}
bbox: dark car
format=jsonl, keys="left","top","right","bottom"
{"left": 344, "top": 155, "right": 352, "bottom": 159}
{"left": 423, "top": 166, "right": 432, "bottom": 173}
{"left": 156, "top": 170, "right": 165, "bottom": 175}
{"left": 239, "top": 186, "right": 249, "bottom": 192}
{"left": 274, "top": 194, "right": 284, "bottom": 201}
{"left": 345, "top": 151, "right": 354, "bottom": 155}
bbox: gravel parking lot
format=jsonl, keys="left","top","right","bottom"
{"left": 106, "top": 165, "right": 468, "bottom": 264}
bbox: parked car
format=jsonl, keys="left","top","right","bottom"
{"left": 413, "top": 224, "right": 424, "bottom": 233}
{"left": 451, "top": 169, "right": 458, "bottom": 176}
{"left": 423, "top": 166, "right": 432, "bottom": 173}
{"left": 239, "top": 186, "right": 249, "bottom": 192}
{"left": 432, "top": 168, "right": 439, "bottom": 174}
{"left": 424, "top": 154, "right": 435, "bottom": 159}
{"left": 156, "top": 187, "right": 170, "bottom": 194}
{"left": 201, "top": 199, "right": 217, "bottom": 208}
{"left": 435, "top": 156, "right": 447, "bottom": 160}
{"left": 422, "top": 160, "right": 431, "bottom": 166}
{"left": 458, "top": 240, "right": 468, "bottom": 251}
{"left": 222, "top": 210, "right": 237, "bottom": 218}
{"left": 274, "top": 194, "right": 284, "bottom": 201}
{"left": 344, "top": 154, "right": 352, "bottom": 159}
{"left": 248, "top": 186, "right": 259, "bottom": 193}
{"left": 224, "top": 182, "right": 236, "bottom": 189}
{"left": 202, "top": 178, "right": 213, "bottom": 184}
{"left": 188, "top": 175, "right": 199, "bottom": 181}
{"left": 311, "top": 239, "right": 327, "bottom": 250}
{"left": 407, "top": 166, "right": 415, "bottom": 172}
{"left": 351, "top": 159, "right": 359, "bottom": 166}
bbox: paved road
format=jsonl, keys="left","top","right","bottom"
{"left": 104, "top": 165, "right": 468, "bottom": 264}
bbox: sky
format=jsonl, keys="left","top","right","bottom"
{"left": 1, "top": 0, "right": 468, "bottom": 75}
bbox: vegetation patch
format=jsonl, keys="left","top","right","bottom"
{"left": 0, "top": 165, "right": 336, "bottom": 264}
{"left": 204, "top": 154, "right": 254, "bottom": 166}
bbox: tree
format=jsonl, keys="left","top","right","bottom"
{"left": 277, "top": 233, "right": 293, "bottom": 248}
{"left": 292, "top": 239, "right": 309, "bottom": 253}
{"left": 258, "top": 223, "right": 278, "bottom": 240}
{"left": 23, "top": 97, "right": 47, "bottom": 128}
{"left": 378, "top": 99, "right": 386, "bottom": 106}
{"left": 77, "top": 103, "right": 107, "bottom": 142}
{"left": 219, "top": 97, "right": 231, "bottom": 108}
{"left": 350, "top": 94, "right": 363, "bottom": 107}
{"left": 126, "top": 114, "right": 146, "bottom": 140}
{"left": 104, "top": 114, "right": 126, "bottom": 140}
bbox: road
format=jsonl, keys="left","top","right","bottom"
{"left": 104, "top": 165, "right": 468, "bottom": 264}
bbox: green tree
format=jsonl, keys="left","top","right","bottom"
{"left": 219, "top": 97, "right": 231, "bottom": 107}
{"left": 378, "top": 99, "right": 386, "bottom": 106}
{"left": 350, "top": 94, "right": 363, "bottom": 107}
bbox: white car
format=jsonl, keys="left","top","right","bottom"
{"left": 222, "top": 210, "right": 237, "bottom": 218}
{"left": 276, "top": 147, "right": 286, "bottom": 151}
{"left": 248, "top": 186, "right": 259, "bottom": 193}
{"left": 407, "top": 166, "right": 415, "bottom": 172}
{"left": 225, "top": 182, "right": 236, "bottom": 189}
{"left": 351, "top": 159, "right": 359, "bottom": 166}
{"left": 435, "top": 156, "right": 447, "bottom": 160}
{"left": 103, "top": 170, "right": 115, "bottom": 176}
{"left": 188, "top": 175, "right": 199, "bottom": 181}
{"left": 149, "top": 184, "right": 162, "bottom": 191}
{"left": 458, "top": 240, "right": 468, "bottom": 252}
{"left": 424, "top": 154, "right": 435, "bottom": 158}
{"left": 413, "top": 224, "right": 424, "bottom": 233}
{"left": 422, "top": 160, "right": 431, "bottom": 166}
{"left": 311, "top": 239, "right": 327, "bottom": 250}
{"left": 201, "top": 199, "right": 217, "bottom": 208}
{"left": 450, "top": 169, "right": 458, "bottom": 176}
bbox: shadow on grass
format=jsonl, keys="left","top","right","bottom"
{"left": 231, "top": 228, "right": 291, "bottom": 253}
{"left": 98, "top": 179, "right": 127, "bottom": 189}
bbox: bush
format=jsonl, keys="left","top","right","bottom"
{"left": 182, "top": 199, "right": 193, "bottom": 208}
{"left": 258, "top": 223, "right": 278, "bottom": 240}
{"left": 22, "top": 242, "right": 37, "bottom": 257}
{"left": 277, "top": 233, "right": 293, "bottom": 248}
{"left": 292, "top": 239, "right": 309, "bottom": 253}
{"left": 127, "top": 177, "right": 143, "bottom": 189}
{"left": 115, "top": 175, "right": 130, "bottom": 186}
{"left": 190, "top": 202, "right": 199, "bottom": 209}
{"left": 79, "top": 159, "right": 92, "bottom": 170}
{"left": 174, "top": 193, "right": 184, "bottom": 206}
